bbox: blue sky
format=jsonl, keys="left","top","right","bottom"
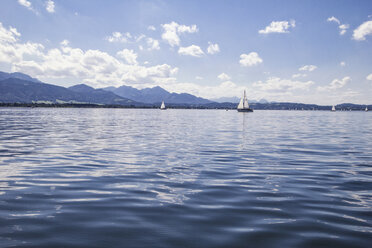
{"left": 0, "top": 0, "right": 371, "bottom": 104}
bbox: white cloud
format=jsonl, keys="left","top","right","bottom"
{"left": 327, "top": 16, "right": 341, "bottom": 24}
{"left": 317, "top": 76, "right": 351, "bottom": 91}
{"left": 178, "top": 45, "right": 204, "bottom": 57}
{"left": 0, "top": 22, "right": 180, "bottom": 89}
{"left": 45, "top": 0, "right": 55, "bottom": 13}
{"left": 239, "top": 52, "right": 263, "bottom": 67}
{"left": 292, "top": 73, "right": 307, "bottom": 78}
{"left": 135, "top": 34, "right": 146, "bottom": 42}
{"left": 116, "top": 49, "right": 138, "bottom": 65}
{"left": 18, "top": 0, "right": 39, "bottom": 14}
{"left": 0, "top": 23, "right": 44, "bottom": 63}
{"left": 353, "top": 20, "right": 372, "bottom": 41}
{"left": 60, "top": 40, "right": 69, "bottom": 46}
{"left": 258, "top": 20, "right": 295, "bottom": 34}
{"left": 161, "top": 21, "right": 198, "bottom": 47}
{"left": 217, "top": 73, "right": 231, "bottom": 81}
{"left": 18, "top": 0, "right": 32, "bottom": 9}
{"left": 146, "top": 38, "right": 160, "bottom": 50}
{"left": 339, "top": 24, "right": 349, "bottom": 35}
{"left": 195, "top": 76, "right": 203, "bottom": 80}
{"left": 253, "top": 77, "right": 314, "bottom": 92}
{"left": 367, "top": 74, "right": 372, "bottom": 81}
{"left": 340, "top": 61, "right": 346, "bottom": 67}
{"left": 0, "top": 23, "right": 21, "bottom": 43}
{"left": 163, "top": 80, "right": 246, "bottom": 99}
{"left": 106, "top": 32, "right": 132, "bottom": 43}
{"left": 327, "top": 16, "right": 349, "bottom": 35}
{"left": 299, "top": 65, "right": 317, "bottom": 72}
{"left": 207, "top": 42, "right": 220, "bottom": 54}
{"left": 148, "top": 25, "right": 156, "bottom": 31}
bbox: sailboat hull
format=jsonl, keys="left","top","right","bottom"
{"left": 237, "top": 108, "right": 253, "bottom": 112}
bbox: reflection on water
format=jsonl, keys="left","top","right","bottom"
{"left": 0, "top": 108, "right": 372, "bottom": 247}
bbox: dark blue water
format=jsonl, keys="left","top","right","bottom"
{"left": 0, "top": 108, "right": 371, "bottom": 247}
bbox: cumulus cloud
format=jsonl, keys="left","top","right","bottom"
{"left": 0, "top": 23, "right": 21, "bottom": 43}
{"left": 147, "top": 25, "right": 156, "bottom": 31}
{"left": 239, "top": 52, "right": 263, "bottom": 67}
{"left": 253, "top": 77, "right": 314, "bottom": 92}
{"left": 0, "top": 22, "right": 179, "bottom": 89}
{"left": 106, "top": 32, "right": 132, "bottom": 43}
{"left": 207, "top": 42, "right": 220, "bottom": 54}
{"left": 178, "top": 45, "right": 204, "bottom": 57}
{"left": 327, "top": 16, "right": 341, "bottom": 24}
{"left": 217, "top": 73, "right": 231, "bottom": 81}
{"left": 339, "top": 24, "right": 349, "bottom": 35}
{"left": 353, "top": 20, "right": 372, "bottom": 41}
{"left": 116, "top": 49, "right": 138, "bottom": 65}
{"left": 161, "top": 21, "right": 198, "bottom": 47}
{"left": 60, "top": 39, "right": 69, "bottom": 46}
{"left": 258, "top": 20, "right": 295, "bottom": 34}
{"left": 195, "top": 76, "right": 203, "bottom": 80}
{"left": 45, "top": 0, "right": 55, "bottom": 13}
{"left": 146, "top": 38, "right": 160, "bottom": 50}
{"left": 317, "top": 76, "right": 351, "bottom": 91}
{"left": 299, "top": 65, "right": 317, "bottom": 72}
{"left": 163, "top": 80, "right": 246, "bottom": 99}
{"left": 0, "top": 23, "right": 44, "bottom": 63}
{"left": 292, "top": 73, "right": 307, "bottom": 78}
{"left": 18, "top": 0, "right": 32, "bottom": 10}
{"left": 327, "top": 16, "right": 349, "bottom": 35}
{"left": 367, "top": 74, "right": 372, "bottom": 81}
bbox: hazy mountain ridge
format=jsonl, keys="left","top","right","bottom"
{"left": 0, "top": 71, "right": 370, "bottom": 109}
{"left": 211, "top": 96, "right": 269, "bottom": 104}
{"left": 0, "top": 77, "right": 135, "bottom": 105}
{"left": 103, "top": 85, "right": 212, "bottom": 104}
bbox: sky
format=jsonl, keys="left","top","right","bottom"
{"left": 0, "top": 0, "right": 371, "bottom": 104}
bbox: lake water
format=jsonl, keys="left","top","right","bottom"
{"left": 0, "top": 108, "right": 371, "bottom": 247}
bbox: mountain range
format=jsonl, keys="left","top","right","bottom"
{"left": 0, "top": 71, "right": 212, "bottom": 106}
{"left": 1, "top": 71, "right": 370, "bottom": 110}
{"left": 103, "top": 85, "right": 212, "bottom": 104}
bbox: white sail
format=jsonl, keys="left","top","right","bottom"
{"left": 366, "top": 107, "right": 368, "bottom": 112}
{"left": 243, "top": 98, "right": 249, "bottom": 109}
{"left": 332, "top": 105, "right": 336, "bottom": 111}
{"left": 237, "top": 98, "right": 244, "bottom": 109}
{"left": 160, "top": 101, "right": 166, "bottom": 109}
{"left": 237, "top": 90, "right": 251, "bottom": 110}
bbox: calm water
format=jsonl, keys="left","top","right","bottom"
{"left": 0, "top": 108, "right": 371, "bottom": 247}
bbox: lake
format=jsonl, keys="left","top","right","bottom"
{"left": 0, "top": 108, "right": 371, "bottom": 247}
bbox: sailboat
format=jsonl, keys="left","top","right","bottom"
{"left": 237, "top": 90, "right": 253, "bottom": 112}
{"left": 331, "top": 105, "right": 336, "bottom": 112}
{"left": 365, "top": 106, "right": 368, "bottom": 112}
{"left": 160, "top": 101, "right": 166, "bottom": 110}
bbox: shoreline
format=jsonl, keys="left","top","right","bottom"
{"left": 0, "top": 103, "right": 369, "bottom": 111}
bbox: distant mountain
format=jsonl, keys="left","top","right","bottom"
{"left": 0, "top": 78, "right": 82, "bottom": 103}
{"left": 0, "top": 71, "right": 41, "bottom": 83}
{"left": 0, "top": 77, "right": 136, "bottom": 106}
{"left": 211, "top": 96, "right": 240, "bottom": 103}
{"left": 211, "top": 97, "right": 269, "bottom": 104}
{"left": 103, "top": 85, "right": 212, "bottom": 104}
{"left": 68, "top": 84, "right": 136, "bottom": 105}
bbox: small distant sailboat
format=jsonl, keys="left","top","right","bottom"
{"left": 331, "top": 105, "right": 336, "bottom": 112}
{"left": 365, "top": 106, "right": 368, "bottom": 112}
{"left": 237, "top": 90, "right": 253, "bottom": 112}
{"left": 160, "top": 101, "right": 166, "bottom": 110}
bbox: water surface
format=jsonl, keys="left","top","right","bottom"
{"left": 0, "top": 108, "right": 371, "bottom": 247}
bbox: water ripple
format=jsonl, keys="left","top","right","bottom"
{"left": 0, "top": 108, "right": 371, "bottom": 247}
